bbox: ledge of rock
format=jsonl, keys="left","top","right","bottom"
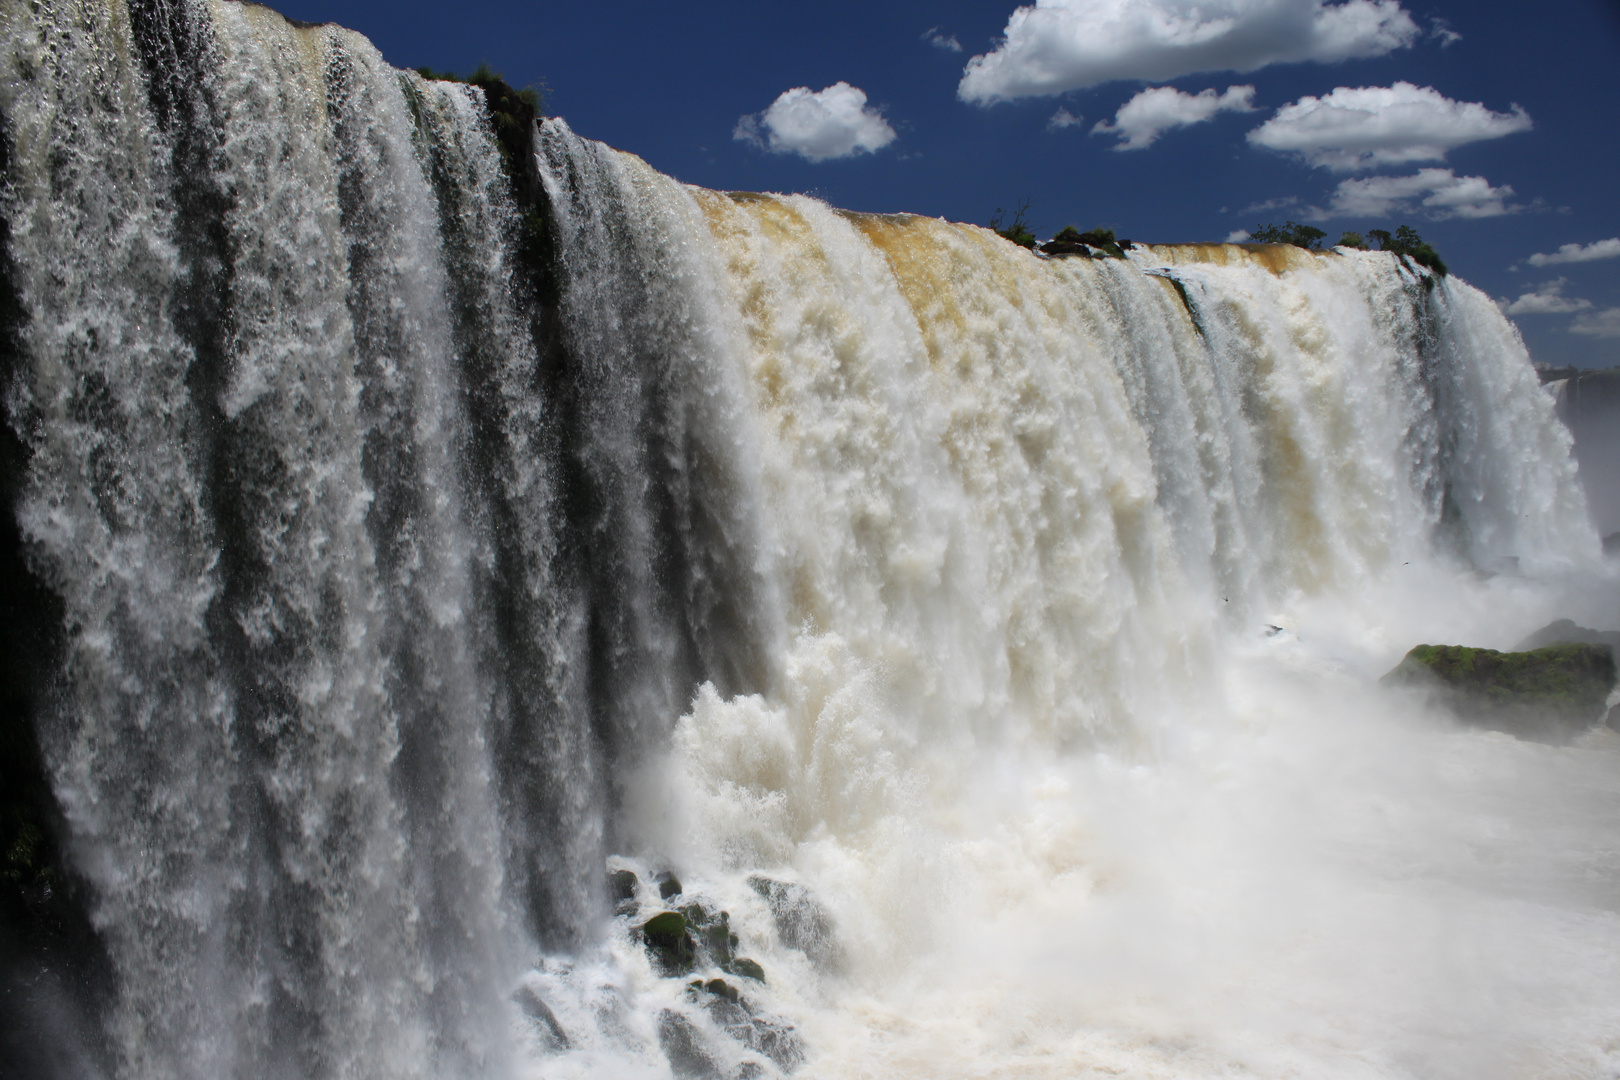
{"left": 1381, "top": 642, "right": 1616, "bottom": 743}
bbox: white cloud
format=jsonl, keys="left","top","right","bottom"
{"left": 1048, "top": 107, "right": 1086, "bottom": 130}
{"left": 958, "top": 0, "right": 1419, "bottom": 103}
{"left": 1321, "top": 168, "right": 1517, "bottom": 219}
{"left": 1241, "top": 195, "right": 1301, "bottom": 214}
{"left": 1247, "top": 83, "right": 1531, "bottom": 170}
{"left": 1226, "top": 228, "right": 1252, "bottom": 241}
{"left": 924, "top": 27, "right": 964, "bottom": 52}
{"left": 1528, "top": 239, "right": 1620, "bottom": 267}
{"left": 1571, "top": 308, "right": 1620, "bottom": 338}
{"left": 734, "top": 83, "right": 897, "bottom": 162}
{"left": 1500, "top": 279, "right": 1593, "bottom": 316}
{"left": 1092, "top": 85, "right": 1257, "bottom": 149}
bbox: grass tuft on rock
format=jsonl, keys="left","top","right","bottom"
{"left": 1382, "top": 642, "right": 1615, "bottom": 742}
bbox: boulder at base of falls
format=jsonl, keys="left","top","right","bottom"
{"left": 640, "top": 910, "right": 696, "bottom": 975}
{"left": 608, "top": 867, "right": 639, "bottom": 914}
{"left": 685, "top": 980, "right": 804, "bottom": 1072}
{"left": 656, "top": 870, "right": 683, "bottom": 900}
{"left": 512, "top": 984, "right": 570, "bottom": 1051}
{"left": 747, "top": 875, "right": 842, "bottom": 971}
{"left": 1381, "top": 642, "right": 1617, "bottom": 743}
{"left": 680, "top": 902, "right": 741, "bottom": 971}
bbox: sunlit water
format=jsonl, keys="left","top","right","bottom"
{"left": 1, "top": 1, "right": 1617, "bottom": 1077}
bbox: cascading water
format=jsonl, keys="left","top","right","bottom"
{"left": 3, "top": 1, "right": 1618, "bottom": 1078}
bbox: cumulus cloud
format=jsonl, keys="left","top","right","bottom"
{"left": 1092, "top": 85, "right": 1257, "bottom": 149}
{"left": 1572, "top": 308, "right": 1620, "bottom": 338}
{"left": 1048, "top": 107, "right": 1086, "bottom": 130}
{"left": 924, "top": 27, "right": 964, "bottom": 52}
{"left": 1321, "top": 168, "right": 1517, "bottom": 219}
{"left": 958, "top": 0, "right": 1419, "bottom": 103}
{"left": 1528, "top": 238, "right": 1620, "bottom": 267}
{"left": 734, "top": 83, "right": 897, "bottom": 162}
{"left": 1226, "top": 228, "right": 1252, "bottom": 242}
{"left": 1499, "top": 279, "right": 1593, "bottom": 316}
{"left": 1247, "top": 83, "right": 1531, "bottom": 170}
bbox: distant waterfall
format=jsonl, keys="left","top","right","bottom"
{"left": 0, "top": 1, "right": 1608, "bottom": 1078}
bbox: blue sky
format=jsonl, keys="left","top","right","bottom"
{"left": 275, "top": 0, "right": 1620, "bottom": 369}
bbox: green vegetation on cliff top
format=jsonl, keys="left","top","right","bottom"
{"left": 988, "top": 200, "right": 1037, "bottom": 249}
{"left": 1251, "top": 220, "right": 1447, "bottom": 276}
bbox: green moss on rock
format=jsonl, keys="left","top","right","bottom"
{"left": 727, "top": 957, "right": 765, "bottom": 982}
{"left": 641, "top": 909, "right": 687, "bottom": 939}
{"left": 702, "top": 977, "right": 740, "bottom": 1003}
{"left": 640, "top": 910, "right": 695, "bottom": 975}
{"left": 1382, "top": 642, "right": 1616, "bottom": 742}
{"left": 682, "top": 902, "right": 739, "bottom": 968}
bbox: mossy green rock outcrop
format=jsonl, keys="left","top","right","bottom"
{"left": 639, "top": 910, "right": 695, "bottom": 975}
{"left": 1382, "top": 642, "right": 1616, "bottom": 742}
{"left": 633, "top": 896, "right": 766, "bottom": 983}
{"left": 614, "top": 876, "right": 800, "bottom": 1072}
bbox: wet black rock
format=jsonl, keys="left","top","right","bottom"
{"left": 1038, "top": 226, "right": 1127, "bottom": 260}
{"left": 618, "top": 883, "right": 789, "bottom": 1071}
{"left": 513, "top": 984, "right": 570, "bottom": 1051}
{"left": 679, "top": 900, "right": 764, "bottom": 982}
{"left": 1039, "top": 239, "right": 1092, "bottom": 257}
{"left": 706, "top": 998, "right": 803, "bottom": 1072}
{"left": 626, "top": 891, "right": 768, "bottom": 984}
{"left": 1382, "top": 642, "right": 1617, "bottom": 743}
{"left": 689, "top": 980, "right": 805, "bottom": 1073}
{"left": 681, "top": 901, "right": 741, "bottom": 969}
{"left": 657, "top": 870, "right": 683, "bottom": 900}
{"left": 746, "top": 1015, "right": 803, "bottom": 1073}
{"left": 640, "top": 910, "right": 696, "bottom": 975}
{"left": 701, "top": 977, "right": 739, "bottom": 1003}
{"left": 608, "top": 868, "right": 639, "bottom": 914}
{"left": 658, "top": 1009, "right": 719, "bottom": 1079}
{"left": 727, "top": 957, "right": 765, "bottom": 982}
{"left": 747, "top": 876, "right": 841, "bottom": 970}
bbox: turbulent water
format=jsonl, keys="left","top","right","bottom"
{"left": 3, "top": 1, "right": 1619, "bottom": 1078}
{"left": 1549, "top": 370, "right": 1620, "bottom": 537}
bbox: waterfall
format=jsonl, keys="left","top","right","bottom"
{"left": 1, "top": 1, "right": 1615, "bottom": 1078}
